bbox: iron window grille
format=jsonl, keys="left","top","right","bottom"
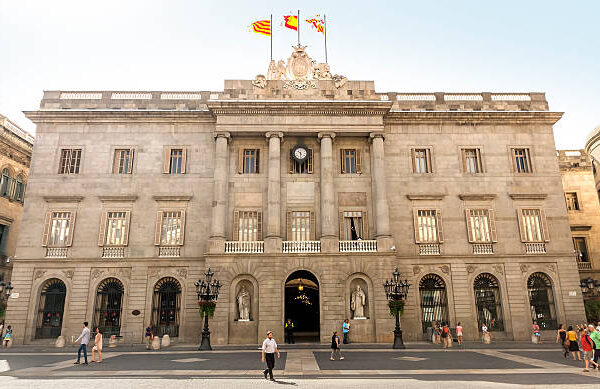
{"left": 419, "top": 274, "right": 449, "bottom": 333}
{"left": 35, "top": 279, "right": 66, "bottom": 339}
{"left": 473, "top": 273, "right": 504, "bottom": 332}
{"left": 527, "top": 272, "right": 558, "bottom": 330}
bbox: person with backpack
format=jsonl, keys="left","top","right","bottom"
{"left": 581, "top": 328, "right": 600, "bottom": 372}
{"left": 330, "top": 330, "right": 344, "bottom": 361}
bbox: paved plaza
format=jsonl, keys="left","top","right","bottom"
{"left": 2, "top": 343, "right": 600, "bottom": 388}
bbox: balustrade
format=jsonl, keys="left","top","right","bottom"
{"left": 339, "top": 240, "right": 377, "bottom": 252}
{"left": 102, "top": 247, "right": 125, "bottom": 258}
{"left": 419, "top": 244, "right": 440, "bottom": 255}
{"left": 472, "top": 244, "right": 494, "bottom": 254}
{"left": 282, "top": 241, "right": 321, "bottom": 253}
{"left": 159, "top": 246, "right": 181, "bottom": 258}
{"left": 225, "top": 241, "right": 264, "bottom": 254}
{"left": 45, "top": 247, "right": 68, "bottom": 258}
{"left": 524, "top": 243, "right": 546, "bottom": 254}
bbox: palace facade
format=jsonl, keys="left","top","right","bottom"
{"left": 6, "top": 48, "right": 586, "bottom": 344}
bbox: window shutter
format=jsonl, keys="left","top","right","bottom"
{"left": 98, "top": 211, "right": 108, "bottom": 246}
{"left": 128, "top": 149, "right": 135, "bottom": 174}
{"left": 413, "top": 209, "right": 421, "bottom": 243}
{"left": 112, "top": 150, "right": 120, "bottom": 174}
{"left": 411, "top": 148, "right": 416, "bottom": 173}
{"left": 42, "top": 211, "right": 52, "bottom": 247}
{"left": 465, "top": 209, "right": 474, "bottom": 243}
{"left": 123, "top": 210, "right": 131, "bottom": 246}
{"left": 238, "top": 149, "right": 244, "bottom": 174}
{"left": 436, "top": 209, "right": 444, "bottom": 243}
{"left": 488, "top": 209, "right": 498, "bottom": 242}
{"left": 540, "top": 208, "right": 550, "bottom": 242}
{"left": 340, "top": 149, "right": 346, "bottom": 174}
{"left": 287, "top": 211, "right": 293, "bottom": 240}
{"left": 426, "top": 149, "right": 433, "bottom": 173}
{"left": 516, "top": 208, "right": 526, "bottom": 242}
{"left": 310, "top": 211, "right": 316, "bottom": 240}
{"left": 355, "top": 149, "right": 362, "bottom": 174}
{"left": 461, "top": 149, "right": 467, "bottom": 173}
{"left": 154, "top": 211, "right": 163, "bottom": 245}
{"left": 66, "top": 211, "right": 76, "bottom": 247}
{"left": 289, "top": 152, "right": 295, "bottom": 174}
{"left": 257, "top": 211, "right": 263, "bottom": 241}
{"left": 476, "top": 148, "right": 483, "bottom": 173}
{"left": 233, "top": 210, "right": 240, "bottom": 241}
{"left": 181, "top": 148, "right": 187, "bottom": 174}
{"left": 339, "top": 211, "right": 345, "bottom": 239}
{"left": 511, "top": 148, "right": 517, "bottom": 173}
{"left": 163, "top": 148, "right": 170, "bottom": 174}
{"left": 179, "top": 210, "right": 186, "bottom": 245}
{"left": 255, "top": 149, "right": 260, "bottom": 174}
{"left": 525, "top": 148, "right": 532, "bottom": 172}
{"left": 362, "top": 210, "right": 368, "bottom": 239}
{"left": 308, "top": 149, "right": 313, "bottom": 173}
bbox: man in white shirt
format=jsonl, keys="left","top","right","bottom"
{"left": 261, "top": 331, "right": 280, "bottom": 381}
{"left": 73, "top": 321, "right": 90, "bottom": 365}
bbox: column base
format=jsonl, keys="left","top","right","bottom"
{"left": 264, "top": 236, "right": 282, "bottom": 253}
{"left": 207, "top": 237, "right": 225, "bottom": 254}
{"left": 376, "top": 235, "right": 395, "bottom": 252}
{"left": 320, "top": 236, "right": 339, "bottom": 253}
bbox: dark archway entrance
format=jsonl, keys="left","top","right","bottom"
{"left": 35, "top": 279, "right": 66, "bottom": 339}
{"left": 285, "top": 270, "right": 319, "bottom": 342}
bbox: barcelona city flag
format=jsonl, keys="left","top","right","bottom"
{"left": 250, "top": 20, "right": 271, "bottom": 36}
{"left": 283, "top": 15, "right": 298, "bottom": 31}
{"left": 306, "top": 16, "right": 325, "bottom": 34}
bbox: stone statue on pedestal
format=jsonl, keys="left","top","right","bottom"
{"left": 351, "top": 285, "right": 367, "bottom": 319}
{"left": 237, "top": 285, "right": 251, "bottom": 321}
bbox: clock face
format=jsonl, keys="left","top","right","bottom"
{"left": 294, "top": 147, "right": 308, "bottom": 160}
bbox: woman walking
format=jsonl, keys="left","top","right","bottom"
{"left": 433, "top": 323, "right": 441, "bottom": 344}
{"left": 556, "top": 324, "right": 568, "bottom": 358}
{"left": 456, "top": 322, "right": 463, "bottom": 345}
{"left": 567, "top": 326, "right": 582, "bottom": 361}
{"left": 91, "top": 328, "right": 103, "bottom": 363}
{"left": 330, "top": 331, "right": 344, "bottom": 361}
{"left": 440, "top": 323, "right": 450, "bottom": 348}
{"left": 532, "top": 321, "right": 542, "bottom": 344}
{"left": 581, "top": 328, "right": 600, "bottom": 372}
{"left": 2, "top": 325, "right": 11, "bottom": 348}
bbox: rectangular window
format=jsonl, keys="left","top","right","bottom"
{"left": 288, "top": 211, "right": 313, "bottom": 241}
{"left": 341, "top": 149, "right": 360, "bottom": 174}
{"left": 466, "top": 209, "right": 497, "bottom": 243}
{"left": 161, "top": 211, "right": 183, "bottom": 246}
{"left": 46, "top": 212, "right": 72, "bottom": 247}
{"left": 518, "top": 208, "right": 547, "bottom": 242}
{"left": 59, "top": 149, "right": 82, "bottom": 174}
{"left": 104, "top": 212, "right": 128, "bottom": 246}
{"left": 341, "top": 211, "right": 364, "bottom": 240}
{"left": 412, "top": 148, "right": 432, "bottom": 174}
{"left": 565, "top": 192, "right": 580, "bottom": 211}
{"left": 240, "top": 148, "right": 260, "bottom": 174}
{"left": 462, "top": 148, "right": 483, "bottom": 173}
{"left": 0, "top": 224, "right": 9, "bottom": 256}
{"left": 169, "top": 149, "right": 183, "bottom": 174}
{"left": 113, "top": 149, "right": 135, "bottom": 174}
{"left": 414, "top": 209, "right": 442, "bottom": 243}
{"left": 290, "top": 149, "right": 314, "bottom": 174}
{"left": 573, "top": 237, "right": 589, "bottom": 262}
{"left": 233, "top": 211, "right": 262, "bottom": 241}
{"left": 512, "top": 148, "right": 532, "bottom": 173}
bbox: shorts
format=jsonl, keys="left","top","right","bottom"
{"left": 584, "top": 350, "right": 594, "bottom": 361}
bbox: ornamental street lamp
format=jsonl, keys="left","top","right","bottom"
{"left": 383, "top": 267, "right": 410, "bottom": 349}
{"left": 580, "top": 277, "right": 600, "bottom": 299}
{"left": 0, "top": 280, "right": 13, "bottom": 301}
{"left": 195, "top": 268, "right": 221, "bottom": 351}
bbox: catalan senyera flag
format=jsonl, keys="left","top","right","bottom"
{"left": 306, "top": 16, "right": 325, "bottom": 34}
{"left": 283, "top": 15, "right": 298, "bottom": 31}
{"left": 250, "top": 19, "right": 271, "bottom": 36}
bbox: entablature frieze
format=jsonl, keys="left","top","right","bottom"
{"left": 384, "top": 111, "right": 563, "bottom": 125}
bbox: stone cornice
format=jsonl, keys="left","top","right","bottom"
{"left": 459, "top": 194, "right": 497, "bottom": 201}
{"left": 98, "top": 195, "right": 138, "bottom": 202}
{"left": 508, "top": 193, "right": 548, "bottom": 200}
{"left": 207, "top": 100, "right": 393, "bottom": 116}
{"left": 44, "top": 195, "right": 84, "bottom": 203}
{"left": 152, "top": 195, "right": 193, "bottom": 202}
{"left": 23, "top": 110, "right": 216, "bottom": 124}
{"left": 406, "top": 194, "right": 446, "bottom": 201}
{"left": 384, "top": 111, "right": 563, "bottom": 125}
{"left": 571, "top": 225, "right": 592, "bottom": 231}
{"left": 0, "top": 215, "right": 14, "bottom": 224}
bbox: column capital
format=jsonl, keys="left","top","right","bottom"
{"left": 318, "top": 131, "right": 336, "bottom": 140}
{"left": 369, "top": 132, "right": 385, "bottom": 141}
{"left": 214, "top": 131, "right": 231, "bottom": 141}
{"left": 265, "top": 131, "right": 284, "bottom": 140}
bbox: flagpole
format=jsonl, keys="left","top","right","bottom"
{"left": 324, "top": 14, "right": 328, "bottom": 63}
{"left": 297, "top": 9, "right": 300, "bottom": 46}
{"left": 270, "top": 14, "right": 273, "bottom": 61}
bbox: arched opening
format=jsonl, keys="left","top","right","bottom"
{"left": 35, "top": 278, "right": 66, "bottom": 339}
{"left": 93, "top": 278, "right": 124, "bottom": 337}
{"left": 285, "top": 270, "right": 319, "bottom": 342}
{"left": 473, "top": 273, "right": 504, "bottom": 331}
{"left": 13, "top": 174, "right": 25, "bottom": 202}
{"left": 151, "top": 277, "right": 181, "bottom": 337}
{"left": 528, "top": 272, "right": 557, "bottom": 330}
{"left": 0, "top": 168, "right": 13, "bottom": 198}
{"left": 419, "top": 274, "right": 449, "bottom": 333}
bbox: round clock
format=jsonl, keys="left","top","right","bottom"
{"left": 292, "top": 144, "right": 309, "bottom": 163}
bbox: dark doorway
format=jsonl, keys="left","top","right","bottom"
{"left": 35, "top": 279, "right": 66, "bottom": 339}
{"left": 151, "top": 277, "right": 181, "bottom": 337}
{"left": 285, "top": 270, "right": 319, "bottom": 343}
{"left": 93, "top": 278, "right": 124, "bottom": 337}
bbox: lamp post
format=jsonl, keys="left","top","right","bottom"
{"left": 580, "top": 277, "right": 600, "bottom": 299}
{"left": 0, "top": 280, "right": 13, "bottom": 319}
{"left": 383, "top": 267, "right": 410, "bottom": 349}
{"left": 195, "top": 268, "right": 221, "bottom": 351}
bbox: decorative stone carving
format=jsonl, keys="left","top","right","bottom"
{"left": 332, "top": 74, "right": 348, "bottom": 88}
{"left": 237, "top": 285, "right": 251, "bottom": 321}
{"left": 286, "top": 45, "right": 313, "bottom": 80}
{"left": 439, "top": 265, "right": 450, "bottom": 275}
{"left": 466, "top": 265, "right": 477, "bottom": 274}
{"left": 546, "top": 264, "right": 556, "bottom": 273}
{"left": 118, "top": 268, "right": 132, "bottom": 278}
{"left": 252, "top": 75, "right": 267, "bottom": 89}
{"left": 63, "top": 270, "right": 74, "bottom": 279}
{"left": 34, "top": 270, "right": 47, "bottom": 280}
{"left": 176, "top": 268, "right": 188, "bottom": 279}
{"left": 148, "top": 269, "right": 161, "bottom": 278}
{"left": 492, "top": 265, "right": 504, "bottom": 275}
{"left": 91, "top": 269, "right": 104, "bottom": 279}
{"left": 351, "top": 285, "right": 367, "bottom": 319}
{"left": 520, "top": 264, "right": 529, "bottom": 273}
{"left": 313, "top": 63, "right": 332, "bottom": 80}
{"left": 412, "top": 265, "right": 423, "bottom": 275}
{"left": 283, "top": 80, "right": 317, "bottom": 90}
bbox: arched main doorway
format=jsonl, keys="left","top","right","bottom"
{"left": 151, "top": 277, "right": 181, "bottom": 337}
{"left": 419, "top": 274, "right": 449, "bottom": 334}
{"left": 473, "top": 273, "right": 504, "bottom": 332}
{"left": 527, "top": 272, "right": 557, "bottom": 330}
{"left": 93, "top": 278, "right": 124, "bottom": 337}
{"left": 35, "top": 279, "right": 66, "bottom": 339}
{"left": 285, "top": 270, "right": 319, "bottom": 342}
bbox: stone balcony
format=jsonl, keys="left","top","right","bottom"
{"left": 282, "top": 241, "right": 321, "bottom": 253}
{"left": 577, "top": 261, "right": 592, "bottom": 271}
{"left": 339, "top": 240, "right": 377, "bottom": 252}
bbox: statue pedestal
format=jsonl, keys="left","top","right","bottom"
{"left": 237, "top": 319, "right": 250, "bottom": 322}
{"left": 353, "top": 317, "right": 367, "bottom": 320}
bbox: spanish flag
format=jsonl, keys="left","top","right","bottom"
{"left": 251, "top": 20, "right": 271, "bottom": 36}
{"left": 283, "top": 15, "right": 298, "bottom": 31}
{"left": 306, "top": 16, "right": 325, "bottom": 34}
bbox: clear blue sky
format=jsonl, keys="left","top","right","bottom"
{"left": 1, "top": 0, "right": 598, "bottom": 149}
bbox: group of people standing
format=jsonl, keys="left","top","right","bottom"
{"left": 557, "top": 323, "right": 600, "bottom": 372}
{"left": 432, "top": 322, "right": 464, "bottom": 347}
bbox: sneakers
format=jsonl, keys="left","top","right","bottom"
{"left": 330, "top": 357, "right": 334, "bottom": 361}
{"left": 340, "top": 357, "right": 344, "bottom": 360}
{"left": 263, "top": 371, "right": 268, "bottom": 380}
{"left": 73, "top": 362, "right": 80, "bottom": 365}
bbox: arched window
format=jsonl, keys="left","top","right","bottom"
{"left": 474, "top": 273, "right": 504, "bottom": 331}
{"left": 419, "top": 274, "right": 449, "bottom": 333}
{"left": 12, "top": 174, "right": 25, "bottom": 203}
{"left": 151, "top": 277, "right": 181, "bottom": 337}
{"left": 93, "top": 278, "right": 124, "bottom": 337}
{"left": 0, "top": 168, "right": 13, "bottom": 198}
{"left": 35, "top": 279, "right": 66, "bottom": 339}
{"left": 528, "top": 272, "right": 557, "bottom": 330}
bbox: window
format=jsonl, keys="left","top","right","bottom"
{"left": 565, "top": 192, "right": 580, "bottom": 211}
{"left": 151, "top": 277, "right": 181, "bottom": 337}
{"left": 233, "top": 210, "right": 262, "bottom": 241}
{"left": 340, "top": 149, "right": 361, "bottom": 174}
{"left": 474, "top": 273, "right": 504, "bottom": 331}
{"left": 465, "top": 209, "right": 497, "bottom": 243}
{"left": 43, "top": 211, "right": 75, "bottom": 247}
{"left": 59, "top": 149, "right": 82, "bottom": 174}
{"left": 99, "top": 211, "right": 130, "bottom": 246}
{"left": 574, "top": 237, "right": 589, "bottom": 262}
{"left": 12, "top": 174, "right": 25, "bottom": 202}
{"left": 340, "top": 211, "right": 366, "bottom": 240}
{"left": 155, "top": 210, "right": 186, "bottom": 246}
{"left": 287, "top": 210, "right": 315, "bottom": 241}
{"left": 412, "top": 148, "right": 432, "bottom": 174}
{"left": 527, "top": 272, "right": 557, "bottom": 330}
{"left": 93, "top": 278, "right": 124, "bottom": 337}
{"left": 414, "top": 209, "right": 443, "bottom": 243}
{"left": 113, "top": 149, "right": 135, "bottom": 174}
{"left": 163, "top": 148, "right": 186, "bottom": 174}
{"left": 239, "top": 148, "right": 260, "bottom": 174}
{"left": 512, "top": 148, "right": 532, "bottom": 173}
{"left": 0, "top": 224, "right": 9, "bottom": 256}
{"left": 35, "top": 279, "right": 66, "bottom": 339}
{"left": 518, "top": 208, "right": 549, "bottom": 242}
{"left": 462, "top": 148, "right": 483, "bottom": 173}
{"left": 0, "top": 168, "right": 13, "bottom": 197}
{"left": 290, "top": 148, "right": 314, "bottom": 174}
{"left": 419, "top": 274, "right": 449, "bottom": 333}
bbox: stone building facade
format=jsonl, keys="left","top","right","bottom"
{"left": 6, "top": 49, "right": 586, "bottom": 344}
{"left": 0, "top": 114, "right": 33, "bottom": 286}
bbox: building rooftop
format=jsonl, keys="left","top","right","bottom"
{"left": 0, "top": 114, "right": 34, "bottom": 145}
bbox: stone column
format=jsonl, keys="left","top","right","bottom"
{"left": 264, "top": 132, "right": 283, "bottom": 253}
{"left": 318, "top": 132, "right": 338, "bottom": 253}
{"left": 370, "top": 132, "right": 394, "bottom": 251}
{"left": 208, "top": 132, "right": 230, "bottom": 253}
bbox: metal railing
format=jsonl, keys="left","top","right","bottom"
{"left": 339, "top": 240, "right": 377, "bottom": 252}
{"left": 419, "top": 244, "right": 440, "bottom": 255}
{"left": 224, "top": 241, "right": 264, "bottom": 253}
{"left": 282, "top": 240, "right": 321, "bottom": 253}
{"left": 578, "top": 261, "right": 592, "bottom": 270}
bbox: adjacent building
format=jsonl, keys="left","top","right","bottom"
{"left": 5, "top": 47, "right": 586, "bottom": 344}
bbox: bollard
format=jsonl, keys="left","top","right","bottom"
{"left": 151, "top": 336, "right": 161, "bottom": 350}
{"left": 109, "top": 335, "right": 118, "bottom": 348}
{"left": 55, "top": 336, "right": 66, "bottom": 348}
{"left": 161, "top": 334, "right": 170, "bottom": 347}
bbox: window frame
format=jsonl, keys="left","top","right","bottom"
{"left": 573, "top": 236, "right": 590, "bottom": 262}
{"left": 289, "top": 148, "right": 314, "bottom": 174}
{"left": 413, "top": 208, "right": 444, "bottom": 243}
{"left": 113, "top": 148, "right": 135, "bottom": 174}
{"left": 517, "top": 208, "right": 549, "bottom": 243}
{"left": 154, "top": 209, "right": 186, "bottom": 246}
{"left": 411, "top": 147, "right": 433, "bottom": 174}
{"left": 42, "top": 210, "right": 76, "bottom": 247}
{"left": 232, "top": 209, "right": 262, "bottom": 242}
{"left": 339, "top": 209, "right": 368, "bottom": 240}
{"left": 286, "top": 209, "right": 316, "bottom": 241}
{"left": 58, "top": 148, "right": 83, "bottom": 175}
{"left": 461, "top": 147, "right": 484, "bottom": 174}
{"left": 0, "top": 168, "right": 14, "bottom": 198}
{"left": 98, "top": 210, "right": 132, "bottom": 247}
{"left": 238, "top": 148, "right": 260, "bottom": 174}
{"left": 465, "top": 208, "right": 497, "bottom": 243}
{"left": 565, "top": 192, "right": 581, "bottom": 211}
{"left": 340, "top": 148, "right": 361, "bottom": 174}
{"left": 162, "top": 147, "right": 187, "bottom": 174}
{"left": 511, "top": 147, "right": 533, "bottom": 174}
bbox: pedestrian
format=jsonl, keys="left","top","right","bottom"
{"left": 91, "top": 328, "right": 103, "bottom": 363}
{"left": 581, "top": 328, "right": 600, "bottom": 372}
{"left": 145, "top": 325, "right": 153, "bottom": 350}
{"left": 566, "top": 326, "right": 582, "bottom": 361}
{"left": 433, "top": 323, "right": 441, "bottom": 344}
{"left": 330, "top": 330, "right": 344, "bottom": 360}
{"left": 73, "top": 321, "right": 90, "bottom": 365}
{"left": 0, "top": 321, "right": 4, "bottom": 338}
{"left": 482, "top": 324, "right": 492, "bottom": 344}
{"left": 440, "top": 323, "right": 449, "bottom": 348}
{"left": 456, "top": 322, "right": 463, "bottom": 345}
{"left": 2, "top": 325, "right": 12, "bottom": 348}
{"left": 556, "top": 324, "right": 568, "bottom": 358}
{"left": 342, "top": 319, "right": 350, "bottom": 344}
{"left": 284, "top": 318, "right": 295, "bottom": 344}
{"left": 532, "top": 321, "right": 542, "bottom": 344}
{"left": 261, "top": 331, "right": 280, "bottom": 381}
{"left": 589, "top": 324, "right": 600, "bottom": 367}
